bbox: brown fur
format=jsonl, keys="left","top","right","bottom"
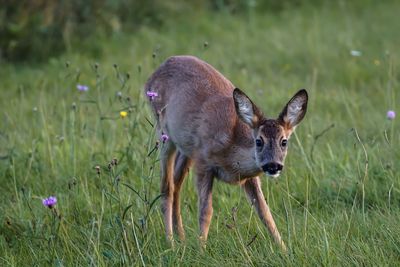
{"left": 145, "top": 56, "right": 308, "bottom": 251}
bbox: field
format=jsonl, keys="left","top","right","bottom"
{"left": 1, "top": 1, "right": 400, "bottom": 266}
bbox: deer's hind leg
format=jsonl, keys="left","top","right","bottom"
{"left": 160, "top": 140, "right": 177, "bottom": 243}
{"left": 172, "top": 151, "right": 192, "bottom": 241}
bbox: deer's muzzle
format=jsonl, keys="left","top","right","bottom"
{"left": 262, "top": 162, "right": 283, "bottom": 177}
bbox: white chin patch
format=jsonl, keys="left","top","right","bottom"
{"left": 265, "top": 172, "right": 280, "bottom": 178}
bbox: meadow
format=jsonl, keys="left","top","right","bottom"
{"left": 0, "top": 1, "right": 399, "bottom": 266}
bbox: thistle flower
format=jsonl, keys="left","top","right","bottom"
{"left": 120, "top": 111, "right": 128, "bottom": 118}
{"left": 77, "top": 84, "right": 89, "bottom": 92}
{"left": 161, "top": 133, "right": 169, "bottom": 143}
{"left": 387, "top": 110, "right": 395, "bottom": 120}
{"left": 42, "top": 196, "right": 57, "bottom": 209}
{"left": 146, "top": 91, "right": 158, "bottom": 101}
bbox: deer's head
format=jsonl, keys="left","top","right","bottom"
{"left": 233, "top": 88, "right": 308, "bottom": 178}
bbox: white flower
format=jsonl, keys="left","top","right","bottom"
{"left": 350, "top": 50, "right": 362, "bottom": 57}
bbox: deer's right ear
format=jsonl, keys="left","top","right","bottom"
{"left": 278, "top": 89, "right": 308, "bottom": 130}
{"left": 233, "top": 88, "right": 261, "bottom": 128}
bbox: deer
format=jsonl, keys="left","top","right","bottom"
{"left": 144, "top": 55, "right": 308, "bottom": 251}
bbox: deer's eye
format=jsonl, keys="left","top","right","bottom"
{"left": 255, "top": 138, "right": 264, "bottom": 148}
{"left": 281, "top": 139, "right": 288, "bottom": 148}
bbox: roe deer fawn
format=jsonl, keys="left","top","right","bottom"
{"left": 145, "top": 56, "right": 308, "bottom": 251}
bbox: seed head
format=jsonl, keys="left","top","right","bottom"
{"left": 95, "top": 165, "right": 101, "bottom": 175}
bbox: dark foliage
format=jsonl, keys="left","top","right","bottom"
{"left": 0, "top": 0, "right": 320, "bottom": 62}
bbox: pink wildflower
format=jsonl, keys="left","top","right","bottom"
{"left": 42, "top": 196, "right": 57, "bottom": 209}
{"left": 77, "top": 84, "right": 89, "bottom": 92}
{"left": 146, "top": 91, "right": 158, "bottom": 101}
{"left": 161, "top": 134, "right": 169, "bottom": 143}
{"left": 387, "top": 110, "right": 395, "bottom": 120}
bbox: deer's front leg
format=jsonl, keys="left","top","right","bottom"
{"left": 242, "top": 177, "right": 287, "bottom": 252}
{"left": 196, "top": 169, "right": 214, "bottom": 246}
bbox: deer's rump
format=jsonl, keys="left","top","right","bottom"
{"left": 145, "top": 56, "right": 239, "bottom": 158}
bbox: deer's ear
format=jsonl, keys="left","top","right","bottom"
{"left": 278, "top": 89, "right": 308, "bottom": 130}
{"left": 233, "top": 88, "right": 262, "bottom": 128}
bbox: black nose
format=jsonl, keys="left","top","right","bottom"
{"left": 262, "top": 163, "right": 283, "bottom": 174}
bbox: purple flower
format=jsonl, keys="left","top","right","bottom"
{"left": 77, "top": 84, "right": 89, "bottom": 92}
{"left": 387, "top": 110, "right": 396, "bottom": 120}
{"left": 161, "top": 134, "right": 169, "bottom": 143}
{"left": 146, "top": 91, "right": 158, "bottom": 100}
{"left": 42, "top": 196, "right": 57, "bottom": 209}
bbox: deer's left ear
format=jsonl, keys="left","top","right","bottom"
{"left": 278, "top": 89, "right": 308, "bottom": 130}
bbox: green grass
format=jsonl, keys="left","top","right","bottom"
{"left": 1, "top": 1, "right": 400, "bottom": 266}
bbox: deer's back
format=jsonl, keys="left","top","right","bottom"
{"left": 145, "top": 56, "right": 243, "bottom": 159}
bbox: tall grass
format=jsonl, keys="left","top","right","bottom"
{"left": 0, "top": 1, "right": 399, "bottom": 266}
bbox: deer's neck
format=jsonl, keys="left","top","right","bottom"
{"left": 220, "top": 121, "right": 263, "bottom": 181}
